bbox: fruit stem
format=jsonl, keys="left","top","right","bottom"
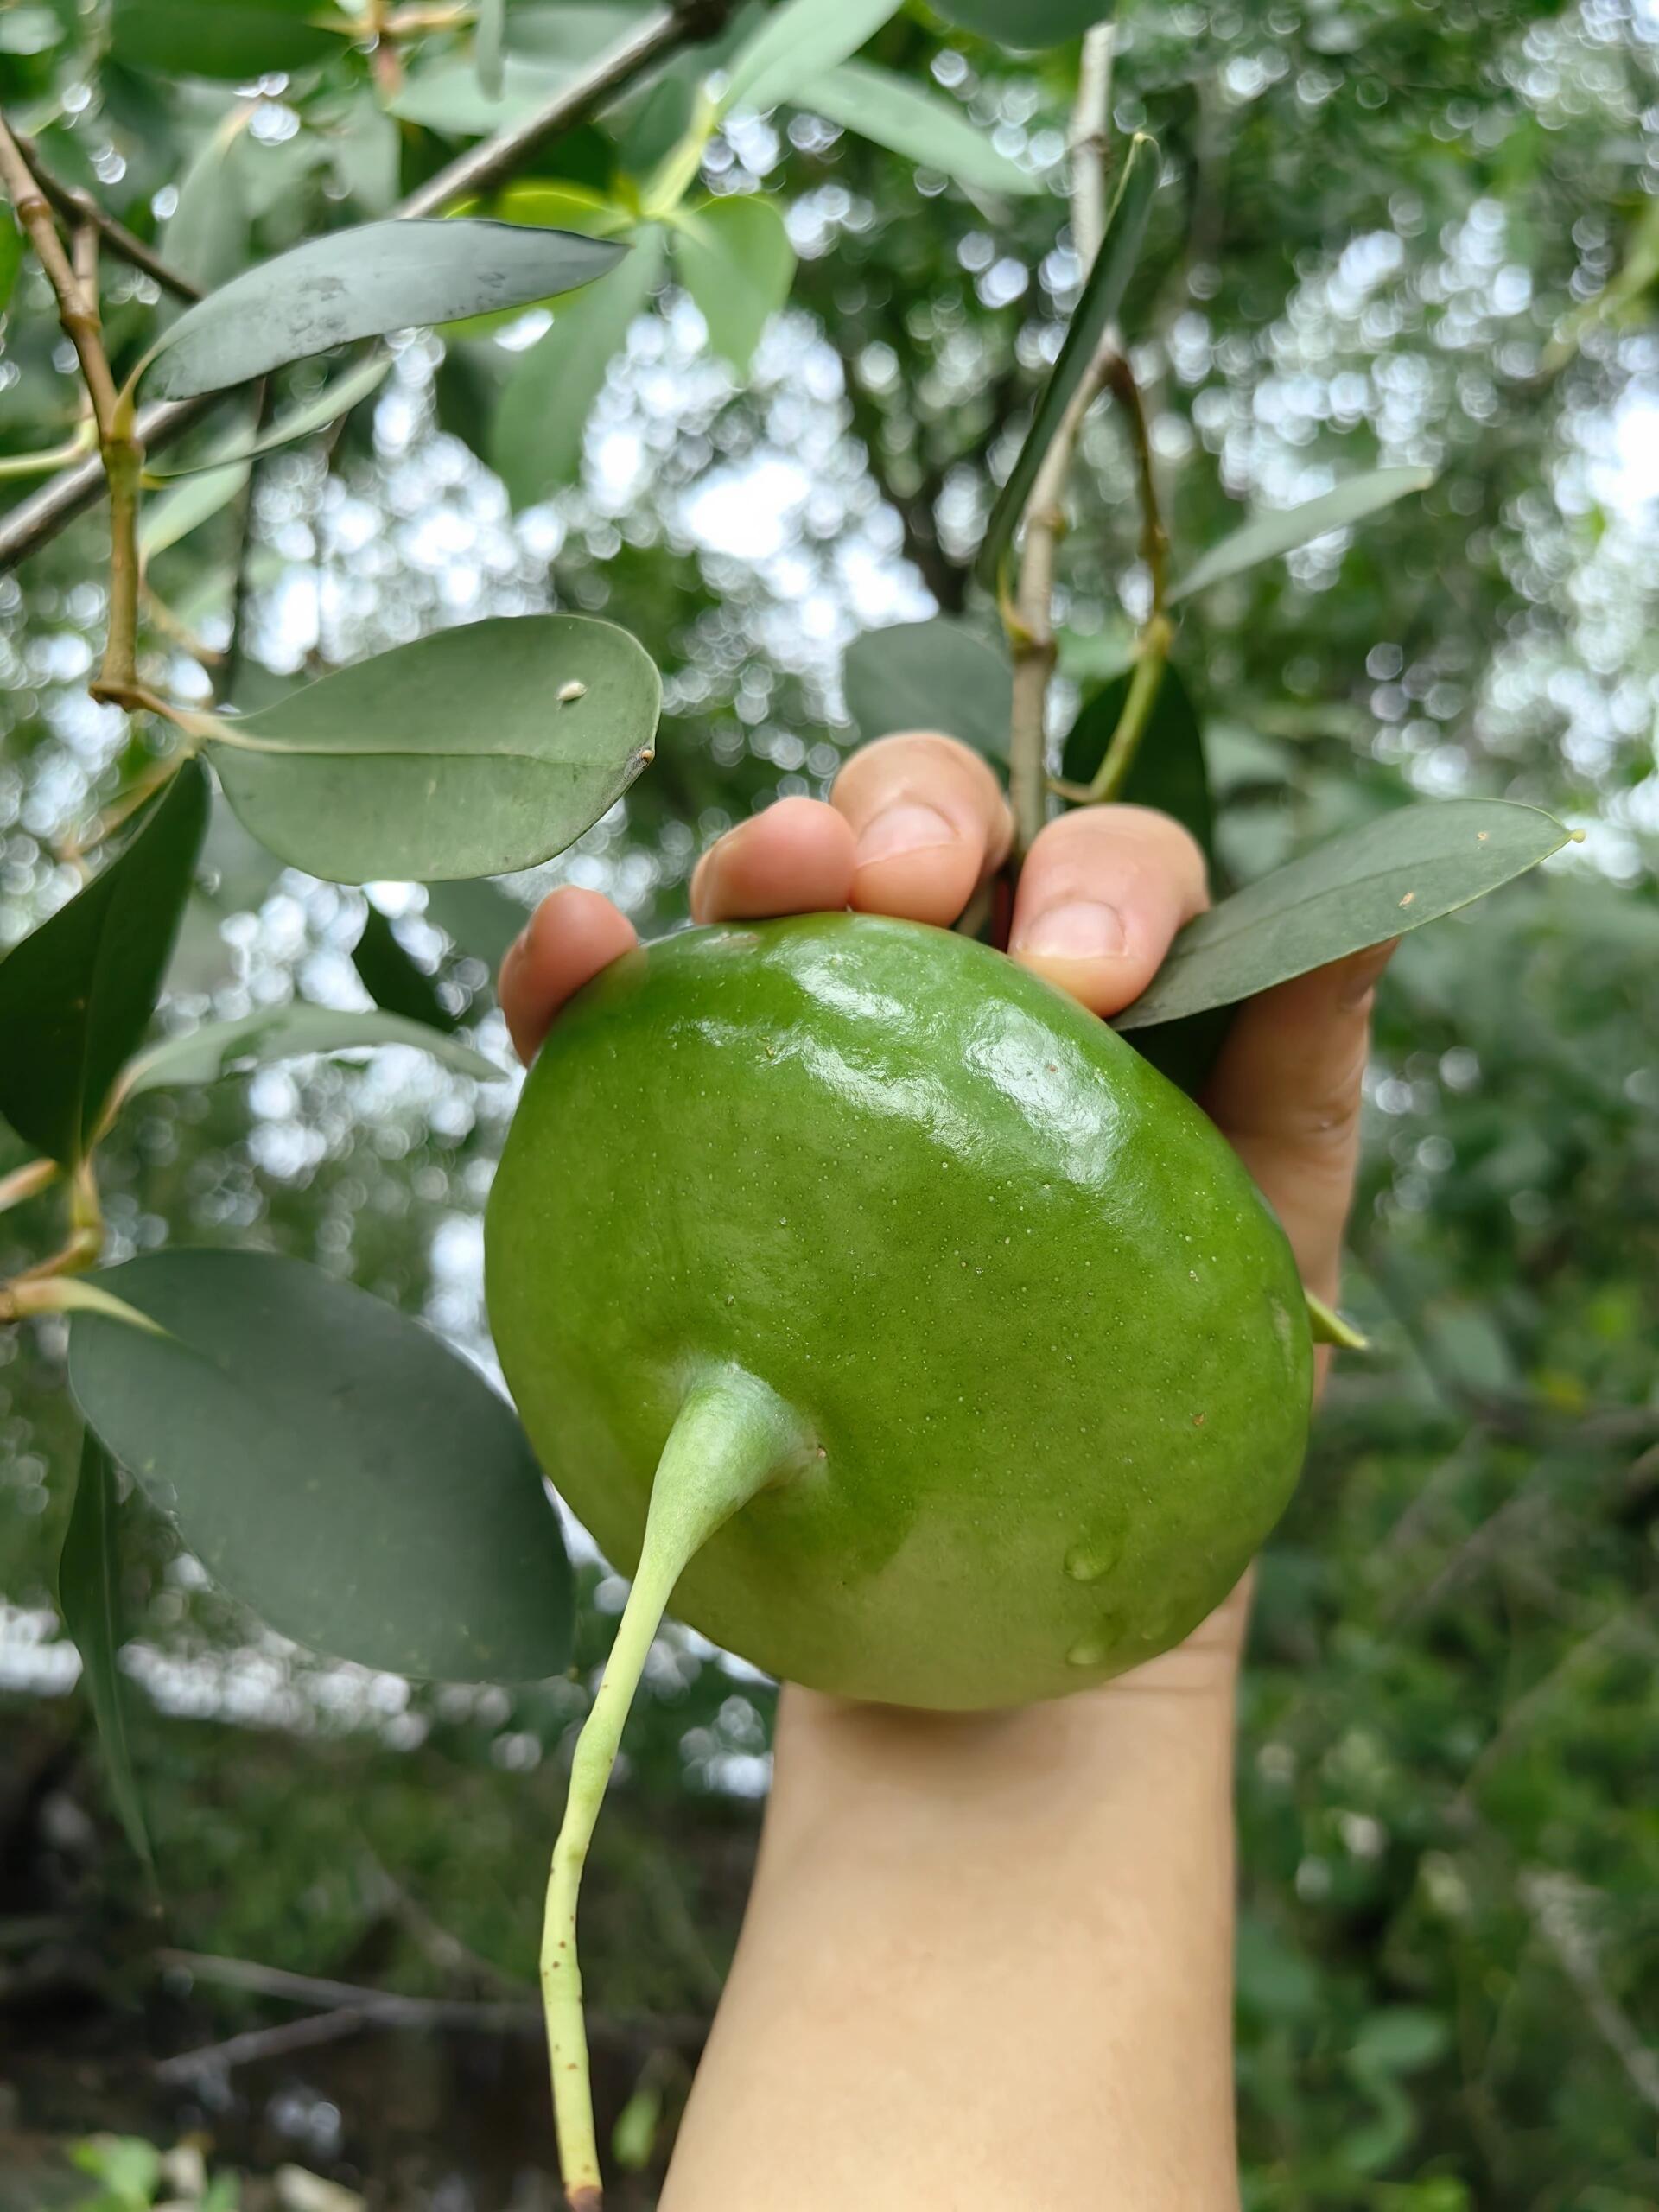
{"left": 541, "top": 1366, "right": 804, "bottom": 2209}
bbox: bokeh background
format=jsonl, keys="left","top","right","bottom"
{"left": 2, "top": 1, "right": 1657, "bottom": 2206}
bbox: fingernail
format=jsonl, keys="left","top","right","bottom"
{"left": 1015, "top": 899, "right": 1127, "bottom": 961}
{"left": 855, "top": 802, "right": 958, "bottom": 868}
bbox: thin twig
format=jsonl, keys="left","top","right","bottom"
{"left": 155, "top": 2008, "right": 372, "bottom": 2083}
{"left": 0, "top": 118, "right": 121, "bottom": 436}
{"left": 0, "top": 0, "right": 731, "bottom": 575}
{"left": 156, "top": 1948, "right": 707, "bottom": 2054}
{"left": 16, "top": 133, "right": 201, "bottom": 301}
{"left": 1517, "top": 1871, "right": 1659, "bottom": 2115}
{"left": 0, "top": 1158, "right": 58, "bottom": 1215}
{"left": 1067, "top": 23, "right": 1115, "bottom": 267}
{"left": 1007, "top": 27, "right": 1116, "bottom": 858}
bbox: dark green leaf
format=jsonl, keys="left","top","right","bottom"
{"left": 720, "top": 0, "right": 903, "bottom": 114}
{"left": 0, "top": 760, "right": 209, "bottom": 1166}
{"left": 110, "top": 0, "right": 349, "bottom": 78}
{"left": 211, "top": 614, "right": 661, "bottom": 881}
{"left": 842, "top": 618, "right": 1013, "bottom": 763}
{"left": 143, "top": 220, "right": 628, "bottom": 401}
{"left": 1116, "top": 799, "right": 1572, "bottom": 1032}
{"left": 934, "top": 0, "right": 1113, "bottom": 42}
{"left": 673, "top": 196, "right": 795, "bottom": 375}
{"left": 1061, "top": 659, "right": 1216, "bottom": 871}
{"left": 121, "top": 1004, "right": 499, "bottom": 1100}
{"left": 352, "top": 905, "right": 460, "bottom": 1033}
{"left": 1170, "top": 467, "right": 1437, "bottom": 602}
{"left": 58, "top": 1432, "right": 153, "bottom": 1872}
{"left": 423, "top": 877, "right": 531, "bottom": 970}
{"left": 808, "top": 61, "right": 1044, "bottom": 195}
{"left": 977, "top": 133, "right": 1157, "bottom": 586}
{"left": 491, "top": 228, "right": 664, "bottom": 505}
{"left": 69, "top": 1249, "right": 574, "bottom": 1682}
{"left": 0, "top": 211, "right": 24, "bottom": 313}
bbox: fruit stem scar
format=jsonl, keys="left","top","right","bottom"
{"left": 540, "top": 1365, "right": 804, "bottom": 2205}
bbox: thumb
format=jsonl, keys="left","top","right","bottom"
{"left": 1200, "top": 942, "right": 1395, "bottom": 1304}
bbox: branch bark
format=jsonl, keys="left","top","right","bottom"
{"left": 1007, "top": 23, "right": 1116, "bottom": 857}
{"left": 0, "top": 0, "right": 731, "bottom": 574}
{"left": 16, "top": 133, "right": 201, "bottom": 302}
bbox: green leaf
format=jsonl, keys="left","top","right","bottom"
{"left": 137, "top": 440, "right": 251, "bottom": 561}
{"left": 393, "top": 11, "right": 645, "bottom": 133}
{"left": 807, "top": 61, "right": 1044, "bottom": 196}
{"left": 977, "top": 133, "right": 1157, "bottom": 586}
{"left": 58, "top": 1432, "right": 154, "bottom": 1873}
{"left": 352, "top": 905, "right": 460, "bottom": 1033}
{"left": 120, "top": 1002, "right": 496, "bottom": 1099}
{"left": 210, "top": 614, "right": 661, "bottom": 881}
{"left": 70, "top": 2137, "right": 162, "bottom": 2207}
{"left": 390, "top": 54, "right": 575, "bottom": 137}
{"left": 720, "top": 0, "right": 903, "bottom": 116}
{"left": 1115, "top": 799, "right": 1572, "bottom": 1033}
{"left": 1169, "top": 467, "right": 1437, "bottom": 602}
{"left": 1350, "top": 2007, "right": 1452, "bottom": 2075}
{"left": 423, "top": 877, "right": 530, "bottom": 970}
{"left": 476, "top": 0, "right": 505, "bottom": 99}
{"left": 505, "top": 2, "right": 652, "bottom": 58}
{"left": 0, "top": 211, "right": 24, "bottom": 314}
{"left": 442, "top": 185, "right": 632, "bottom": 340}
{"left": 143, "top": 219, "right": 628, "bottom": 401}
{"left": 673, "top": 195, "right": 795, "bottom": 375}
{"left": 69, "top": 1249, "right": 573, "bottom": 1681}
{"left": 1061, "top": 660, "right": 1215, "bottom": 871}
{"left": 161, "top": 108, "right": 251, "bottom": 289}
{"left": 494, "top": 181, "right": 633, "bottom": 237}
{"left": 147, "top": 354, "right": 391, "bottom": 486}
{"left": 842, "top": 617, "right": 1013, "bottom": 763}
{"left": 0, "top": 760, "right": 208, "bottom": 1166}
{"left": 933, "top": 0, "right": 1114, "bottom": 44}
{"left": 110, "top": 0, "right": 349, "bottom": 78}
{"left": 491, "top": 227, "right": 665, "bottom": 505}
{"left": 329, "top": 93, "right": 401, "bottom": 215}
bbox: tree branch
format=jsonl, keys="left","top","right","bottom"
{"left": 153, "top": 1947, "right": 709, "bottom": 2066}
{"left": 15, "top": 133, "right": 201, "bottom": 302}
{"left": 0, "top": 0, "right": 732, "bottom": 574}
{"left": 1007, "top": 22, "right": 1116, "bottom": 857}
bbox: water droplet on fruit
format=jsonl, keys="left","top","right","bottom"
{"left": 1065, "top": 1539, "right": 1118, "bottom": 1582}
{"left": 1066, "top": 1634, "right": 1109, "bottom": 1669}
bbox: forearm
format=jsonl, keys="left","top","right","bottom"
{"left": 664, "top": 1636, "right": 1243, "bottom": 2211}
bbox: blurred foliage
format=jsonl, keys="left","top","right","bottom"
{"left": 2, "top": 0, "right": 1657, "bottom": 2207}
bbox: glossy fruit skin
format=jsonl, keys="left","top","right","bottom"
{"left": 486, "top": 913, "right": 1313, "bottom": 1710}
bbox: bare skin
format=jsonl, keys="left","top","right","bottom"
{"left": 501, "top": 734, "right": 1390, "bottom": 2211}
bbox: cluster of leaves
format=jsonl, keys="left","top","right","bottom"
{"left": 2, "top": 0, "right": 1656, "bottom": 2204}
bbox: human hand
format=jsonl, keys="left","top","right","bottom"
{"left": 499, "top": 731, "right": 1391, "bottom": 2209}
{"left": 500, "top": 727, "right": 1387, "bottom": 1361}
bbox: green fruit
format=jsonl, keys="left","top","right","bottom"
{"left": 486, "top": 911, "right": 1314, "bottom": 2202}
{"left": 486, "top": 911, "right": 1312, "bottom": 1710}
